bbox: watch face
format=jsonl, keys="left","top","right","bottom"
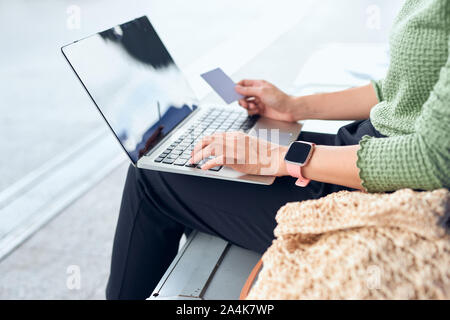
{"left": 284, "top": 142, "right": 312, "bottom": 165}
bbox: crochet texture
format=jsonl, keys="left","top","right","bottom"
{"left": 247, "top": 189, "right": 450, "bottom": 299}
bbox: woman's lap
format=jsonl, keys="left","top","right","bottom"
{"left": 134, "top": 165, "right": 339, "bottom": 251}
{"left": 106, "top": 120, "right": 380, "bottom": 299}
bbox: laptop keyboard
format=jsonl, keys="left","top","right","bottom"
{"left": 153, "top": 108, "right": 258, "bottom": 171}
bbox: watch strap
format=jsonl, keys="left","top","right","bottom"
{"left": 286, "top": 162, "right": 310, "bottom": 187}
{"left": 285, "top": 141, "right": 315, "bottom": 187}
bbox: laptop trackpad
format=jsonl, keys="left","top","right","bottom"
{"left": 248, "top": 129, "right": 293, "bottom": 146}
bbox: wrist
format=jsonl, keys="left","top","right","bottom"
{"left": 282, "top": 141, "right": 316, "bottom": 185}
{"left": 301, "top": 144, "right": 320, "bottom": 180}
{"left": 290, "top": 96, "right": 313, "bottom": 121}
{"left": 277, "top": 146, "right": 289, "bottom": 176}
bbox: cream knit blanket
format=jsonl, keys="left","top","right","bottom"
{"left": 247, "top": 189, "right": 450, "bottom": 299}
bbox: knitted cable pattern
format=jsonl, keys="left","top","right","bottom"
{"left": 247, "top": 189, "right": 450, "bottom": 299}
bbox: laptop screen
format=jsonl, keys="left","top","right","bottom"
{"left": 62, "top": 16, "right": 198, "bottom": 164}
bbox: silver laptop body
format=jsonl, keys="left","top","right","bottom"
{"left": 62, "top": 16, "right": 301, "bottom": 185}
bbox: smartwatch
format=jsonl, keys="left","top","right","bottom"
{"left": 284, "top": 141, "right": 315, "bottom": 187}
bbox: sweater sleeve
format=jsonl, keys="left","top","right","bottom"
{"left": 357, "top": 38, "right": 450, "bottom": 192}
{"left": 370, "top": 79, "right": 384, "bottom": 102}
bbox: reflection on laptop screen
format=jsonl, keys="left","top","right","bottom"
{"left": 62, "top": 16, "right": 198, "bottom": 163}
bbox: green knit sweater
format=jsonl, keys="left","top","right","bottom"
{"left": 357, "top": 0, "right": 450, "bottom": 192}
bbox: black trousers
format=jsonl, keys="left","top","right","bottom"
{"left": 106, "top": 119, "right": 385, "bottom": 300}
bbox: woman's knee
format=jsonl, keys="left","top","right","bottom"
{"left": 123, "top": 164, "right": 162, "bottom": 196}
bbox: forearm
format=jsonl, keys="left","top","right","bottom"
{"left": 279, "top": 144, "right": 363, "bottom": 190}
{"left": 290, "top": 83, "right": 379, "bottom": 121}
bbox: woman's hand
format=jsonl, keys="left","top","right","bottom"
{"left": 235, "top": 80, "right": 379, "bottom": 122}
{"left": 189, "top": 132, "right": 289, "bottom": 176}
{"left": 235, "top": 79, "right": 298, "bottom": 122}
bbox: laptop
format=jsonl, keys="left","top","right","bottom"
{"left": 61, "top": 16, "right": 301, "bottom": 185}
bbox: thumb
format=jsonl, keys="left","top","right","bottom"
{"left": 235, "top": 85, "right": 261, "bottom": 98}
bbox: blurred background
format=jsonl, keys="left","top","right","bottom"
{"left": 0, "top": 0, "right": 403, "bottom": 299}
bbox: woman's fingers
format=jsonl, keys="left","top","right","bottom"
{"left": 190, "top": 143, "right": 214, "bottom": 164}
{"left": 248, "top": 102, "right": 257, "bottom": 109}
{"left": 237, "top": 79, "right": 265, "bottom": 87}
{"left": 200, "top": 155, "right": 226, "bottom": 171}
{"left": 190, "top": 133, "right": 226, "bottom": 163}
{"left": 237, "top": 79, "right": 258, "bottom": 87}
{"left": 191, "top": 135, "right": 215, "bottom": 156}
{"left": 189, "top": 132, "right": 250, "bottom": 168}
{"left": 246, "top": 102, "right": 260, "bottom": 115}
{"left": 253, "top": 96, "right": 262, "bottom": 105}
{"left": 235, "top": 84, "right": 262, "bottom": 98}
{"left": 239, "top": 98, "right": 249, "bottom": 109}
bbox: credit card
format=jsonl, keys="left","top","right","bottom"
{"left": 200, "top": 67, "right": 244, "bottom": 104}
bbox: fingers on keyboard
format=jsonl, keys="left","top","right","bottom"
{"left": 154, "top": 108, "right": 254, "bottom": 173}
